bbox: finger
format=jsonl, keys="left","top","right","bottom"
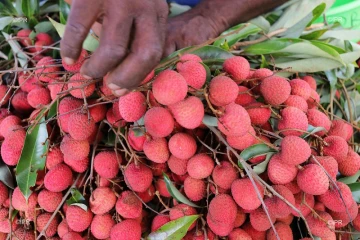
{"left": 60, "top": 0, "right": 100, "bottom": 64}
{"left": 163, "top": 38, "right": 177, "bottom": 58}
{"left": 80, "top": 0, "right": 133, "bottom": 78}
{"left": 107, "top": 10, "right": 165, "bottom": 92}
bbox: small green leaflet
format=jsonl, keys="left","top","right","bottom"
{"left": 147, "top": 215, "right": 200, "bottom": 240}
{"left": 213, "top": 23, "right": 262, "bottom": 47}
{"left": 66, "top": 188, "right": 87, "bottom": 211}
{"left": 301, "top": 125, "right": 326, "bottom": 138}
{"left": 348, "top": 182, "right": 360, "bottom": 203}
{"left": 16, "top": 117, "right": 48, "bottom": 200}
{"left": 253, "top": 152, "right": 276, "bottom": 174}
{"left": 338, "top": 171, "right": 360, "bottom": 185}
{"left": 202, "top": 115, "right": 218, "bottom": 127}
{"left": 0, "top": 158, "right": 15, "bottom": 189}
{"left": 238, "top": 144, "right": 277, "bottom": 169}
{"left": 2, "top": 32, "right": 28, "bottom": 68}
{"left": 163, "top": 173, "right": 200, "bottom": 208}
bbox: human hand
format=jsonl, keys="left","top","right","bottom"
{"left": 60, "top": 0, "right": 168, "bottom": 96}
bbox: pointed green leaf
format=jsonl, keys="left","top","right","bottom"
{"left": 199, "top": 62, "right": 211, "bottom": 83}
{"left": 163, "top": 173, "right": 200, "bottom": 208}
{"left": 0, "top": 0, "right": 18, "bottom": 16}
{"left": 47, "top": 101, "right": 57, "bottom": 120}
{"left": 66, "top": 188, "right": 87, "bottom": 211}
{"left": 214, "top": 23, "right": 261, "bottom": 47}
{"left": 240, "top": 144, "right": 276, "bottom": 162}
{"left": 301, "top": 29, "right": 328, "bottom": 40}
{"left": 202, "top": 115, "right": 218, "bottom": 127}
{"left": 249, "top": 16, "right": 270, "bottom": 33}
{"left": 15, "top": 118, "right": 48, "bottom": 199}
{"left": 348, "top": 183, "right": 360, "bottom": 203}
{"left": 147, "top": 215, "right": 200, "bottom": 240}
{"left": 0, "top": 17, "right": 13, "bottom": 30}
{"left": 338, "top": 171, "right": 360, "bottom": 185}
{"left": 22, "top": 0, "right": 39, "bottom": 18}
{"left": 302, "top": 125, "right": 326, "bottom": 138}
{"left": 59, "top": 0, "right": 70, "bottom": 24}
{"left": 253, "top": 152, "right": 276, "bottom": 174}
{"left": 34, "top": 21, "right": 53, "bottom": 33}
{"left": 0, "top": 158, "right": 15, "bottom": 189}
{"left": 2, "top": 31, "right": 28, "bottom": 68}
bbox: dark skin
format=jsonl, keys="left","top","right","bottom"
{"left": 61, "top": 0, "right": 287, "bottom": 96}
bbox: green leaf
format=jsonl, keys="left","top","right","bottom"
{"left": 103, "top": 131, "right": 116, "bottom": 147}
{"left": 59, "top": 0, "right": 70, "bottom": 24}
{"left": 0, "top": 158, "right": 15, "bottom": 189}
{"left": 338, "top": 171, "right": 360, "bottom": 185}
{"left": 39, "top": 2, "right": 59, "bottom": 14}
{"left": 47, "top": 101, "right": 57, "bottom": 120}
{"left": 253, "top": 152, "right": 276, "bottom": 174}
{"left": 301, "top": 125, "right": 326, "bottom": 138}
{"left": 348, "top": 182, "right": 360, "bottom": 203}
{"left": 132, "top": 127, "right": 145, "bottom": 137}
{"left": 202, "top": 115, "right": 218, "bottom": 127}
{"left": 34, "top": 21, "right": 53, "bottom": 33}
{"left": 66, "top": 188, "right": 87, "bottom": 211}
{"left": 15, "top": 117, "right": 48, "bottom": 200}
{"left": 301, "top": 29, "right": 328, "bottom": 40}
{"left": 191, "top": 46, "right": 233, "bottom": 60}
{"left": 199, "top": 62, "right": 211, "bottom": 83}
{"left": 48, "top": 17, "right": 99, "bottom": 52}
{"left": 0, "top": 0, "right": 18, "bottom": 16}
{"left": 0, "top": 17, "right": 13, "bottom": 30}
{"left": 335, "top": 64, "right": 355, "bottom": 80}
{"left": 320, "top": 30, "right": 360, "bottom": 41}
{"left": 214, "top": 23, "right": 261, "bottom": 47}
{"left": 2, "top": 32, "right": 28, "bottom": 68}
{"left": 249, "top": 16, "right": 271, "bottom": 33}
{"left": 163, "top": 173, "right": 200, "bottom": 208}
{"left": 244, "top": 38, "right": 302, "bottom": 55}
{"left": 22, "top": 0, "right": 39, "bottom": 18}
{"left": 240, "top": 144, "right": 276, "bottom": 162}
{"left": 147, "top": 215, "right": 200, "bottom": 240}
{"left": 324, "top": 69, "right": 337, "bottom": 88}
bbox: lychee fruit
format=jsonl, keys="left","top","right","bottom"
{"left": 305, "top": 211, "right": 334, "bottom": 238}
{"left": 60, "top": 135, "right": 90, "bottom": 160}
{"left": 91, "top": 213, "right": 115, "bottom": 240}
{"left": 116, "top": 190, "right": 142, "bottom": 219}
{"left": 234, "top": 208, "right": 247, "bottom": 228}
{"left": 290, "top": 78, "right": 312, "bottom": 100}
{"left": 0, "top": 182, "right": 8, "bottom": 206}
{"left": 338, "top": 149, "right": 360, "bottom": 176}
{"left": 11, "top": 91, "right": 33, "bottom": 113}
{"left": 218, "top": 103, "right": 251, "bottom": 136}
{"left": 48, "top": 79, "right": 68, "bottom": 100}
{"left": 88, "top": 99, "right": 107, "bottom": 123}
{"left": 62, "top": 49, "right": 88, "bottom": 72}
{"left": 144, "top": 107, "right": 174, "bottom": 138}
{"left": 278, "top": 106, "right": 308, "bottom": 136}
{"left": 307, "top": 89, "right": 320, "bottom": 109}
{"left": 270, "top": 185, "right": 296, "bottom": 218}
{"left": 66, "top": 205, "right": 93, "bottom": 232}
{"left": 212, "top": 161, "right": 238, "bottom": 190}
{"left": 67, "top": 112, "right": 96, "bottom": 141}
{"left": 249, "top": 206, "right": 276, "bottom": 231}
{"left": 0, "top": 86, "right": 10, "bottom": 106}
{"left": 137, "top": 185, "right": 155, "bottom": 203}
{"left": 118, "top": 91, "right": 147, "bottom": 122}
{"left": 245, "top": 102, "right": 271, "bottom": 125}
{"left": 235, "top": 86, "right": 255, "bottom": 106}
{"left": 167, "top": 155, "right": 188, "bottom": 175}
{"left": 184, "top": 177, "right": 206, "bottom": 201}
{"left": 94, "top": 151, "right": 120, "bottom": 179}
{"left": 260, "top": 76, "right": 291, "bottom": 105}
{"left": 187, "top": 153, "right": 214, "bottom": 179}
{"left": 168, "top": 96, "right": 204, "bottom": 129}
{"left": 307, "top": 109, "right": 331, "bottom": 136}
{"left": 124, "top": 162, "right": 153, "bottom": 192}
{"left": 17, "top": 29, "right": 32, "bottom": 46}
{"left": 35, "top": 57, "right": 59, "bottom": 82}
{"left": 279, "top": 136, "right": 311, "bottom": 165}
{"left": 291, "top": 192, "right": 315, "bottom": 217}
{"left": 36, "top": 213, "right": 58, "bottom": 237}
{"left": 301, "top": 76, "right": 317, "bottom": 90}
{"left": 143, "top": 137, "right": 169, "bottom": 163}
{"left": 297, "top": 164, "right": 329, "bottom": 195}
{"left": 168, "top": 133, "right": 197, "bottom": 160}
{"left": 176, "top": 54, "right": 202, "bottom": 70}
{"left": 110, "top": 219, "right": 141, "bottom": 240}
{"left": 231, "top": 178, "right": 264, "bottom": 211}
{"left": 266, "top": 222, "right": 293, "bottom": 240}
{"left": 90, "top": 187, "right": 116, "bottom": 214}
{"left": 44, "top": 163, "right": 73, "bottom": 192}
{"left": 0, "top": 115, "right": 21, "bottom": 138}
{"left": 12, "top": 187, "right": 37, "bottom": 212}
{"left": 1, "top": 127, "right": 25, "bottom": 166}
{"left": 228, "top": 228, "right": 252, "bottom": 240}
{"left": 38, "top": 189, "right": 62, "bottom": 212}
{"left": 209, "top": 76, "right": 238, "bottom": 106}
{"left": 170, "top": 204, "right": 197, "bottom": 230}
{"left": 267, "top": 154, "right": 298, "bottom": 184}
{"left": 46, "top": 147, "right": 64, "bottom": 170}
{"left": 68, "top": 73, "right": 95, "bottom": 98}
{"left": 58, "top": 97, "right": 83, "bottom": 133}
{"left": 323, "top": 136, "right": 349, "bottom": 161}
{"left": 178, "top": 61, "right": 206, "bottom": 90}
{"left": 27, "top": 87, "right": 51, "bottom": 108}
{"left": 62, "top": 232, "right": 83, "bottom": 240}
{"left": 319, "top": 181, "right": 353, "bottom": 213}
{"left": 310, "top": 156, "right": 338, "bottom": 180}
{"left": 329, "top": 200, "right": 358, "bottom": 228}
{"left": 150, "top": 162, "right": 168, "bottom": 177}
{"left": 128, "top": 128, "right": 146, "bottom": 151}
{"left": 151, "top": 215, "right": 170, "bottom": 231}
{"left": 284, "top": 95, "right": 308, "bottom": 112}
{"left": 328, "top": 119, "right": 353, "bottom": 141}
{"left": 223, "top": 56, "right": 250, "bottom": 82}
{"left": 152, "top": 70, "right": 188, "bottom": 105}
{"left": 155, "top": 178, "right": 171, "bottom": 197}
{"left": 140, "top": 69, "right": 155, "bottom": 85}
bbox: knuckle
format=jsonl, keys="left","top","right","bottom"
{"left": 101, "top": 44, "right": 127, "bottom": 60}
{"left": 138, "top": 47, "right": 162, "bottom": 63}
{"left": 66, "top": 21, "right": 88, "bottom": 40}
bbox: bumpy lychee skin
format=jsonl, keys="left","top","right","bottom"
{"left": 323, "top": 136, "right": 349, "bottom": 161}
{"left": 144, "top": 107, "right": 174, "bottom": 138}
{"left": 169, "top": 133, "right": 197, "bottom": 160}
{"left": 310, "top": 156, "right": 338, "bottom": 180}
{"left": 143, "top": 137, "right": 169, "bottom": 163}
{"left": 278, "top": 107, "right": 308, "bottom": 136}
{"left": 17, "top": 29, "right": 32, "bottom": 46}
{"left": 94, "top": 151, "right": 120, "bottom": 179}
{"left": 170, "top": 204, "right": 197, "bottom": 230}
{"left": 209, "top": 76, "right": 238, "bottom": 106}
{"left": 305, "top": 211, "right": 334, "bottom": 238}
{"left": 329, "top": 200, "right": 358, "bottom": 228}
{"left": 67, "top": 112, "right": 96, "bottom": 141}
{"left": 12, "top": 187, "right": 37, "bottom": 212}
{"left": 353, "top": 212, "right": 360, "bottom": 231}
{"left": 184, "top": 177, "right": 206, "bottom": 201}
{"left": 44, "top": 163, "right": 73, "bottom": 192}
{"left": 151, "top": 215, "right": 170, "bottom": 231}
{"left": 301, "top": 75, "right": 317, "bottom": 90}
{"left": 11, "top": 91, "right": 33, "bottom": 113}
{"left": 68, "top": 73, "right": 95, "bottom": 98}
{"left": 91, "top": 213, "right": 115, "bottom": 240}
{"left": 87, "top": 99, "right": 107, "bottom": 123}
{"left": 36, "top": 213, "right": 58, "bottom": 237}
{"left": 284, "top": 95, "right": 308, "bottom": 112}
{"left": 116, "top": 191, "right": 142, "bottom": 219}
{"left": 62, "top": 49, "right": 88, "bottom": 72}
{"left": 0, "top": 115, "right": 21, "bottom": 138}
{"left": 38, "top": 189, "right": 62, "bottom": 212}
{"left": 0, "top": 182, "right": 8, "bottom": 206}
{"left": 176, "top": 54, "right": 202, "bottom": 70}
{"left": 167, "top": 155, "right": 188, "bottom": 175}
{"left": 229, "top": 228, "right": 252, "bottom": 240}
{"left": 223, "top": 56, "right": 250, "bottom": 82}
{"left": 307, "top": 89, "right": 320, "bottom": 109}
{"left": 66, "top": 205, "right": 93, "bottom": 232}
{"left": 290, "top": 79, "right": 312, "bottom": 100}
{"left": 319, "top": 182, "right": 353, "bottom": 213}
{"left": 152, "top": 69, "right": 188, "bottom": 105}
{"left": 151, "top": 162, "right": 168, "bottom": 177}
{"left": 218, "top": 103, "right": 251, "bottom": 137}
{"left": 297, "top": 164, "right": 329, "bottom": 195}
{"left": 58, "top": 97, "right": 83, "bottom": 133}
{"left": 260, "top": 76, "right": 291, "bottom": 105}
{"left": 62, "top": 232, "right": 83, "bottom": 240}
{"left": 13, "top": 227, "right": 35, "bottom": 240}
{"left": 268, "top": 154, "right": 298, "bottom": 184}
{"left": 118, "top": 92, "right": 146, "bottom": 122}
{"left": 271, "top": 185, "right": 296, "bottom": 218}
{"left": 90, "top": 187, "right": 116, "bottom": 214}
{"left": 155, "top": 178, "right": 171, "bottom": 197}
{"left": 187, "top": 154, "right": 214, "bottom": 179}
{"left": 35, "top": 57, "right": 59, "bottom": 82}
{"left": 328, "top": 119, "right": 353, "bottom": 141}
{"left": 307, "top": 109, "right": 331, "bottom": 136}
{"left": 178, "top": 61, "right": 206, "bottom": 90}
{"left": 245, "top": 102, "right": 271, "bottom": 125}
{"left": 0, "top": 85, "right": 10, "bottom": 107}
{"left": 168, "top": 96, "right": 204, "bottom": 129}
{"left": 110, "top": 219, "right": 141, "bottom": 240}
{"left": 338, "top": 148, "right": 360, "bottom": 176}
{"left": 235, "top": 86, "right": 255, "bottom": 106}
{"left": 1, "top": 128, "right": 25, "bottom": 166}
{"left": 231, "top": 178, "right": 264, "bottom": 211}
{"left": 27, "top": 87, "right": 51, "bottom": 109}
{"left": 227, "top": 127, "right": 257, "bottom": 151}
{"left": 266, "top": 222, "right": 293, "bottom": 240}
{"left": 242, "top": 222, "right": 266, "bottom": 240}
{"left": 137, "top": 185, "right": 155, "bottom": 203}
{"left": 128, "top": 128, "right": 146, "bottom": 151}
{"left": 212, "top": 161, "right": 238, "bottom": 190}
{"left": 60, "top": 135, "right": 90, "bottom": 161}
{"left": 280, "top": 136, "right": 311, "bottom": 165}
{"left": 46, "top": 147, "right": 64, "bottom": 170}
{"left": 249, "top": 206, "right": 276, "bottom": 232}
{"left": 124, "top": 162, "right": 153, "bottom": 192}
{"left": 291, "top": 192, "right": 315, "bottom": 217}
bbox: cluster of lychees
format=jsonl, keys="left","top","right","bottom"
{"left": 0, "top": 29, "right": 359, "bottom": 240}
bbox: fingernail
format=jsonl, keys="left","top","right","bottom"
{"left": 114, "top": 89, "right": 129, "bottom": 96}
{"left": 63, "top": 57, "right": 75, "bottom": 65}
{"left": 108, "top": 83, "right": 120, "bottom": 90}
{"left": 82, "top": 74, "right": 92, "bottom": 79}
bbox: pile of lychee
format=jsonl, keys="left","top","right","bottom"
{"left": 0, "top": 35, "right": 359, "bottom": 240}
